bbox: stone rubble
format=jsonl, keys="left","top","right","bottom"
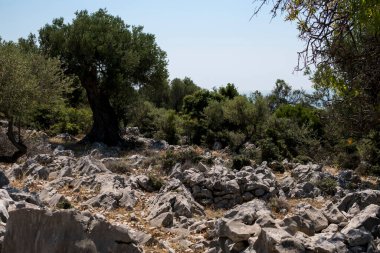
{"left": 0, "top": 138, "right": 379, "bottom": 252}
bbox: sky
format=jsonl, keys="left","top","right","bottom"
{"left": 0, "top": 0, "right": 313, "bottom": 94}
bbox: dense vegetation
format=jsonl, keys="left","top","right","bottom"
{"left": 0, "top": 7, "right": 379, "bottom": 174}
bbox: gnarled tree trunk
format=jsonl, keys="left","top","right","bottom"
{"left": 0, "top": 118, "right": 27, "bottom": 163}
{"left": 80, "top": 70, "right": 123, "bottom": 146}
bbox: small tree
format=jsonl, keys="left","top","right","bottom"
{"left": 0, "top": 41, "right": 70, "bottom": 162}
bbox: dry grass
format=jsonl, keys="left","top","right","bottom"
{"left": 204, "top": 207, "right": 225, "bottom": 219}
{"left": 323, "top": 165, "right": 339, "bottom": 176}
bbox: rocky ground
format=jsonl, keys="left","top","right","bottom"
{"left": 0, "top": 129, "right": 380, "bottom": 252}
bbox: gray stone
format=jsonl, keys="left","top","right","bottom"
{"left": 338, "top": 190, "right": 380, "bottom": 212}
{"left": 299, "top": 205, "right": 329, "bottom": 232}
{"left": 150, "top": 212, "right": 174, "bottom": 228}
{"left": 345, "top": 228, "right": 372, "bottom": 247}
{"left": 253, "top": 227, "right": 305, "bottom": 253}
{"left": 341, "top": 204, "right": 380, "bottom": 234}
{"left": 216, "top": 218, "right": 261, "bottom": 243}
{"left": 323, "top": 201, "right": 348, "bottom": 224}
{"left": 147, "top": 179, "right": 204, "bottom": 220}
{"left": 2, "top": 208, "right": 142, "bottom": 253}
{"left": 282, "top": 215, "right": 315, "bottom": 236}
{"left": 74, "top": 156, "right": 110, "bottom": 176}
{"left": 321, "top": 224, "right": 339, "bottom": 233}
{"left": 224, "top": 199, "right": 271, "bottom": 225}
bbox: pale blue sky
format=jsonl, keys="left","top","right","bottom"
{"left": 0, "top": 0, "right": 312, "bottom": 93}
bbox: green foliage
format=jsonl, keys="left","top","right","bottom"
{"left": 161, "top": 149, "right": 201, "bottom": 171}
{"left": 358, "top": 131, "right": 380, "bottom": 174}
{"left": 218, "top": 83, "right": 239, "bottom": 99}
{"left": 169, "top": 77, "right": 200, "bottom": 111}
{"left": 231, "top": 155, "right": 251, "bottom": 170}
{"left": 259, "top": 138, "right": 282, "bottom": 162}
{"left": 0, "top": 41, "right": 71, "bottom": 124}
{"left": 275, "top": 104, "right": 322, "bottom": 135}
{"left": 125, "top": 100, "right": 157, "bottom": 137}
{"left": 39, "top": 9, "right": 169, "bottom": 144}
{"left": 294, "top": 155, "right": 313, "bottom": 164}
{"left": 56, "top": 199, "right": 73, "bottom": 209}
{"left": 316, "top": 177, "right": 337, "bottom": 196}
{"left": 32, "top": 104, "right": 92, "bottom": 135}
{"left": 336, "top": 141, "right": 361, "bottom": 170}
{"left": 223, "top": 96, "right": 256, "bottom": 137}
{"left": 182, "top": 89, "right": 223, "bottom": 118}
{"left": 153, "top": 109, "right": 180, "bottom": 145}
{"left": 39, "top": 9, "right": 168, "bottom": 103}
{"left": 227, "top": 131, "right": 246, "bottom": 152}
{"left": 147, "top": 173, "right": 164, "bottom": 191}
{"left": 259, "top": 116, "right": 320, "bottom": 162}
{"left": 267, "top": 79, "right": 292, "bottom": 110}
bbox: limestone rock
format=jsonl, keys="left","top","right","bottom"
{"left": 253, "top": 227, "right": 305, "bottom": 253}
{"left": 2, "top": 208, "right": 142, "bottom": 253}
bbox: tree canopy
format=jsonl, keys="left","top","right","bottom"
{"left": 0, "top": 41, "right": 71, "bottom": 162}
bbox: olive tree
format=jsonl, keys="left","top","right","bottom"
{"left": 0, "top": 41, "right": 70, "bottom": 162}
{"left": 39, "top": 9, "right": 169, "bottom": 145}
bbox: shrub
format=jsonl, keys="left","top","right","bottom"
{"left": 161, "top": 149, "right": 201, "bottom": 171}
{"left": 148, "top": 173, "right": 165, "bottom": 191}
{"left": 56, "top": 199, "right": 73, "bottom": 209}
{"left": 336, "top": 142, "right": 361, "bottom": 170}
{"left": 294, "top": 155, "right": 313, "bottom": 164}
{"left": 154, "top": 109, "right": 181, "bottom": 145}
{"left": 125, "top": 100, "right": 157, "bottom": 137}
{"left": 231, "top": 155, "right": 251, "bottom": 170}
{"left": 241, "top": 144, "right": 261, "bottom": 162}
{"left": 268, "top": 197, "right": 290, "bottom": 213}
{"left": 227, "top": 131, "right": 246, "bottom": 152}
{"left": 358, "top": 131, "right": 380, "bottom": 175}
{"left": 104, "top": 160, "right": 130, "bottom": 174}
{"left": 260, "top": 138, "right": 282, "bottom": 162}
{"left": 32, "top": 104, "right": 92, "bottom": 136}
{"left": 316, "top": 177, "right": 337, "bottom": 196}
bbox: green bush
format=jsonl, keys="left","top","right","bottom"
{"left": 154, "top": 109, "right": 180, "bottom": 145}
{"left": 316, "top": 177, "right": 337, "bottom": 196}
{"left": 56, "top": 199, "right": 73, "bottom": 209}
{"left": 294, "top": 155, "right": 313, "bottom": 164}
{"left": 358, "top": 131, "right": 380, "bottom": 174}
{"left": 148, "top": 173, "right": 165, "bottom": 191}
{"left": 336, "top": 142, "right": 361, "bottom": 170}
{"left": 275, "top": 104, "right": 322, "bottom": 135}
{"left": 32, "top": 104, "right": 92, "bottom": 135}
{"left": 231, "top": 155, "right": 251, "bottom": 170}
{"left": 125, "top": 100, "right": 157, "bottom": 137}
{"left": 259, "top": 138, "right": 282, "bottom": 162}
{"left": 161, "top": 149, "right": 201, "bottom": 171}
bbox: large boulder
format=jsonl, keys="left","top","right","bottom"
{"left": 299, "top": 205, "right": 329, "bottom": 232}
{"left": 322, "top": 201, "right": 348, "bottom": 224}
{"left": 2, "top": 208, "right": 142, "bottom": 253}
{"left": 338, "top": 190, "right": 380, "bottom": 212}
{"left": 147, "top": 179, "right": 204, "bottom": 221}
{"left": 282, "top": 215, "right": 315, "bottom": 236}
{"left": 295, "top": 232, "right": 348, "bottom": 253}
{"left": 253, "top": 227, "right": 305, "bottom": 253}
{"left": 216, "top": 218, "right": 261, "bottom": 243}
{"left": 341, "top": 204, "right": 380, "bottom": 234}
{"left": 224, "top": 199, "right": 271, "bottom": 225}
